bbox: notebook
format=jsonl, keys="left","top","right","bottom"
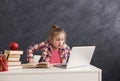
{"left": 53, "top": 46, "right": 96, "bottom": 69}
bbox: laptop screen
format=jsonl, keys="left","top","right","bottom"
{"left": 66, "top": 46, "right": 96, "bottom": 68}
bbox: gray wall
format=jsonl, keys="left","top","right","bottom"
{"left": 0, "top": 0, "right": 120, "bottom": 81}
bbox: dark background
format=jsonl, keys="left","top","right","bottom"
{"left": 0, "top": 0, "right": 120, "bottom": 81}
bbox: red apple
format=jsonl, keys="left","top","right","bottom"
{"left": 9, "top": 42, "right": 19, "bottom": 50}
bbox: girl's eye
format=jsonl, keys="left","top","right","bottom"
{"left": 55, "top": 39, "right": 64, "bottom": 41}
{"left": 56, "top": 39, "right": 59, "bottom": 41}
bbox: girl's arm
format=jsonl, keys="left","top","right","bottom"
{"left": 27, "top": 41, "right": 47, "bottom": 62}
{"left": 61, "top": 44, "right": 71, "bottom": 63}
{"left": 27, "top": 44, "right": 39, "bottom": 62}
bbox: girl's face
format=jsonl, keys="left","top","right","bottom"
{"left": 51, "top": 33, "right": 65, "bottom": 50}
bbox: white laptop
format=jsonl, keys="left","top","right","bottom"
{"left": 53, "top": 46, "right": 96, "bottom": 69}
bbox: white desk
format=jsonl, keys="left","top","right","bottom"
{"left": 0, "top": 65, "right": 102, "bottom": 81}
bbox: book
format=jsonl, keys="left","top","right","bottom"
{"left": 36, "top": 62, "right": 50, "bottom": 68}
{"left": 8, "top": 57, "right": 20, "bottom": 61}
{"left": 8, "top": 61, "right": 21, "bottom": 66}
{"left": 8, "top": 65, "right": 22, "bottom": 70}
{"left": 4, "top": 50, "right": 23, "bottom": 55}
{"left": 5, "top": 54, "right": 21, "bottom": 58}
{"left": 22, "top": 62, "right": 50, "bottom": 68}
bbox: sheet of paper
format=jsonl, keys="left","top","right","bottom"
{"left": 34, "top": 55, "right": 41, "bottom": 62}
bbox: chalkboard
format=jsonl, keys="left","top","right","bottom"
{"left": 0, "top": 0, "right": 120, "bottom": 81}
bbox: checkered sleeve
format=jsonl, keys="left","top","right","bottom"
{"left": 61, "top": 44, "right": 71, "bottom": 63}
{"left": 27, "top": 41, "right": 47, "bottom": 62}
{"left": 27, "top": 44, "right": 39, "bottom": 62}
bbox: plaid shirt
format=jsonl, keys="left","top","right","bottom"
{"left": 27, "top": 41, "right": 70, "bottom": 63}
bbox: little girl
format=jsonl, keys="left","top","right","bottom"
{"left": 27, "top": 25, "right": 70, "bottom": 64}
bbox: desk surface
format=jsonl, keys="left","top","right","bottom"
{"left": 0, "top": 65, "right": 102, "bottom": 81}
{"left": 0, "top": 65, "right": 101, "bottom": 74}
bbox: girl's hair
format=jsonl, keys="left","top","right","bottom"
{"left": 48, "top": 25, "right": 66, "bottom": 42}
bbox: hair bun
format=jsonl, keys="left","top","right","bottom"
{"left": 52, "top": 25, "right": 59, "bottom": 30}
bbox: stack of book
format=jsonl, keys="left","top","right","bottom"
{"left": 4, "top": 50, "right": 23, "bottom": 70}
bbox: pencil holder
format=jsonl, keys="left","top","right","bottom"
{"left": 0, "top": 55, "right": 8, "bottom": 72}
